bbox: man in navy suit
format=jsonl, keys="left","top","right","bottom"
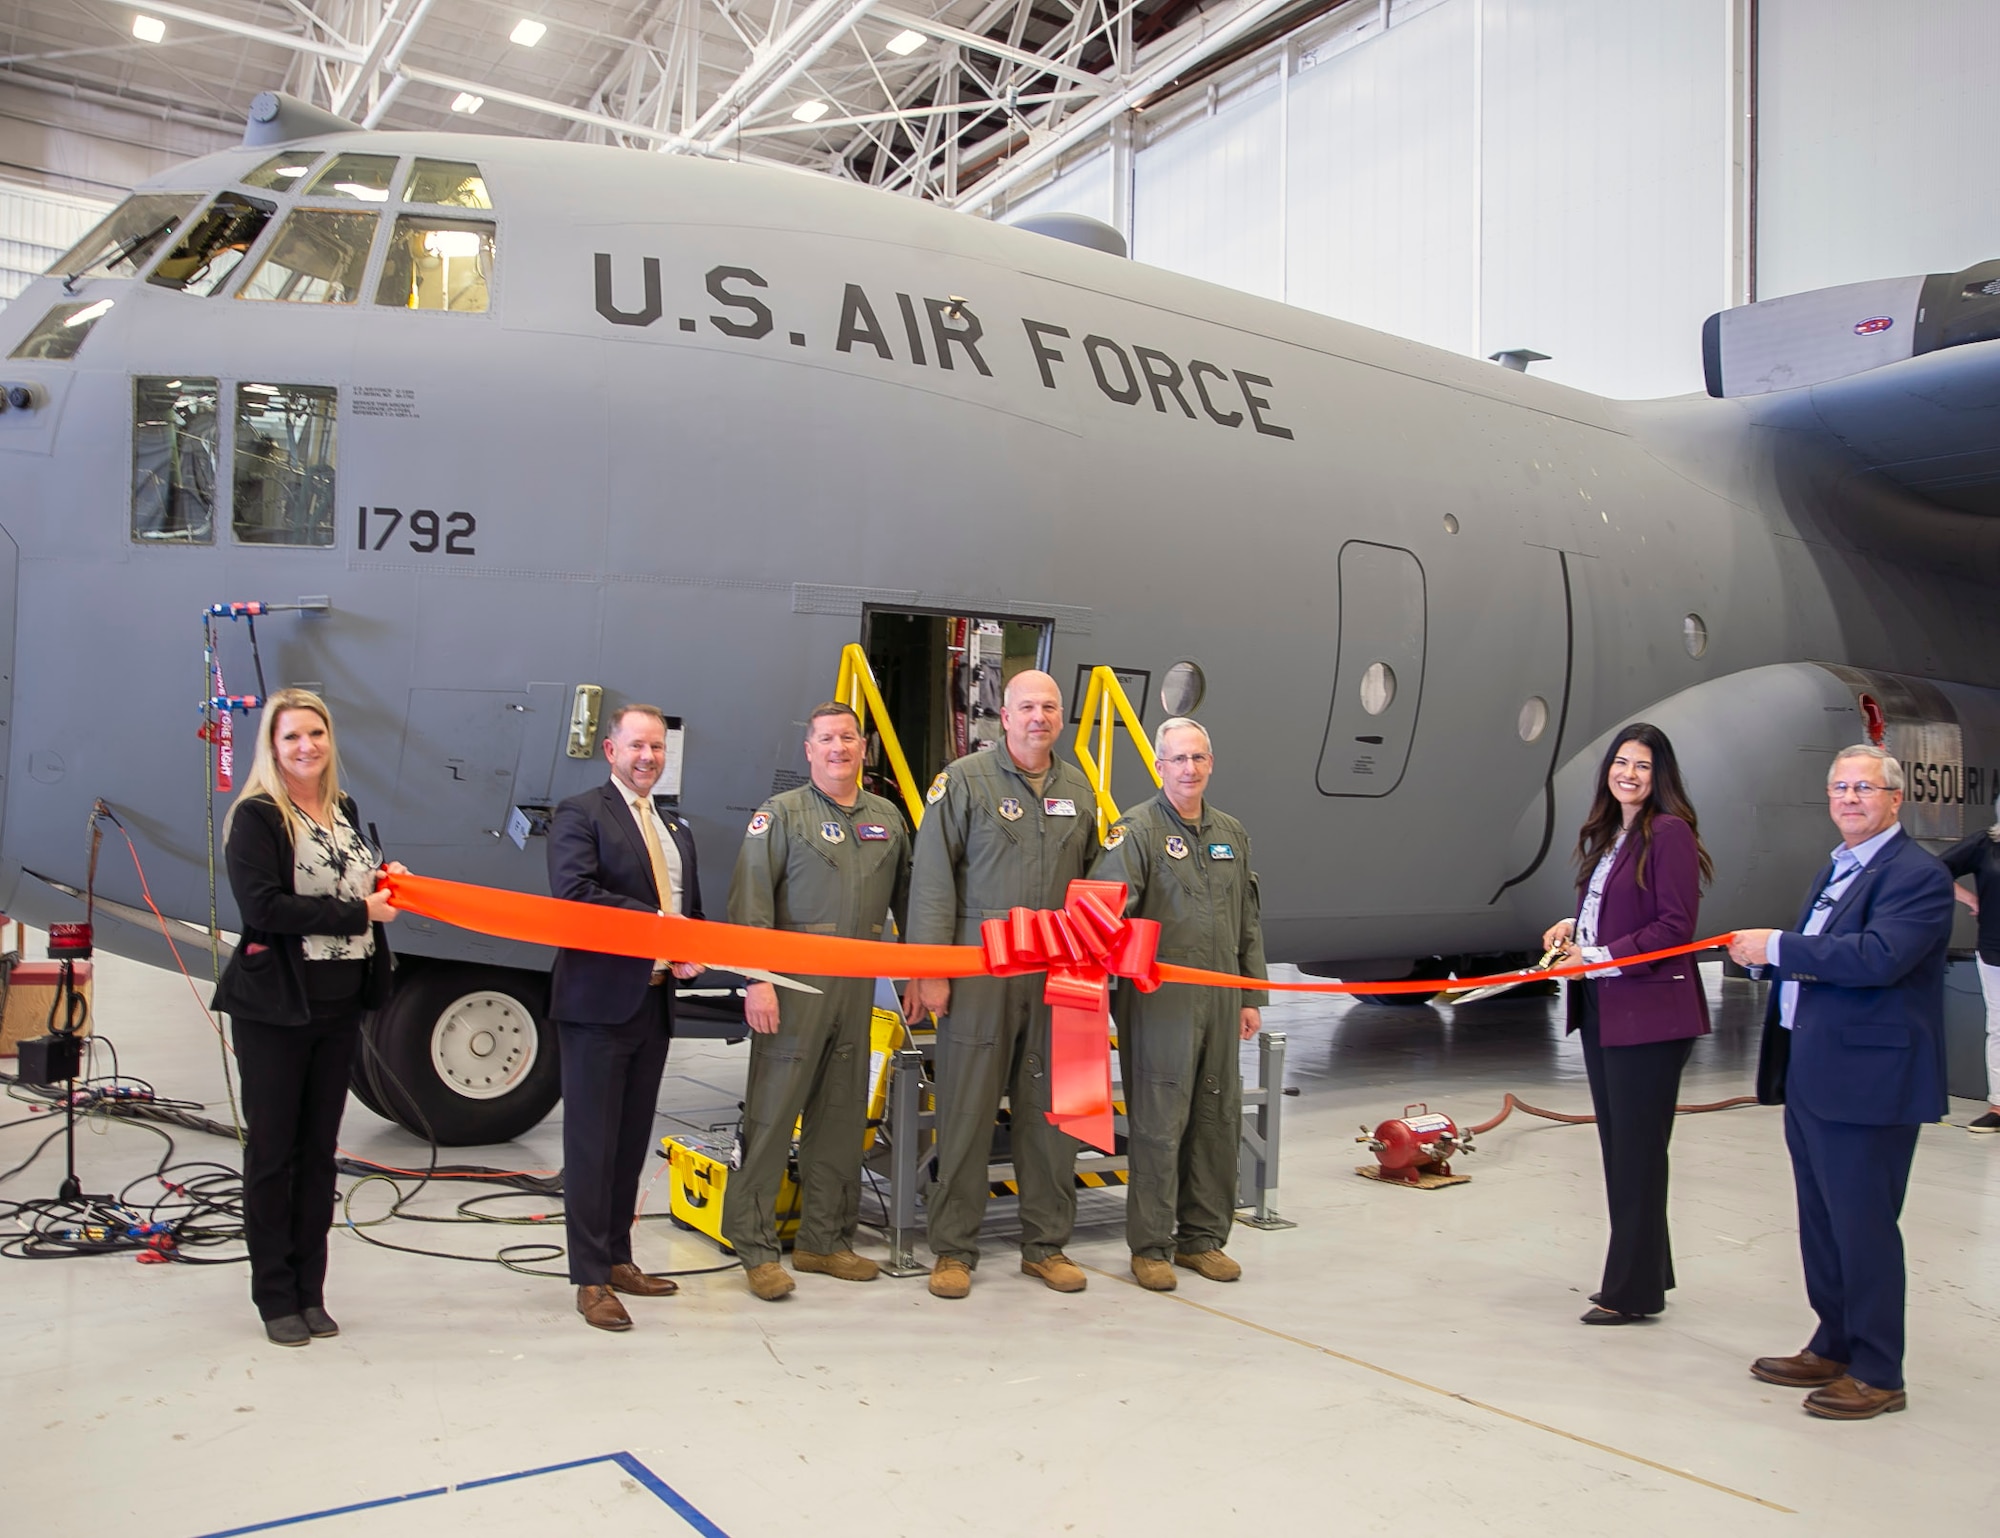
{"left": 547, "top": 703, "right": 703, "bottom": 1332}
{"left": 1729, "top": 743, "right": 1955, "bottom": 1419}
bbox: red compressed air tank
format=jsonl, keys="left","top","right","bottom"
{"left": 1358, "top": 1104, "right": 1471, "bottom": 1184}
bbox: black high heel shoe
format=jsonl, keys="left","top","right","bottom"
{"left": 1580, "top": 1304, "right": 1648, "bottom": 1325}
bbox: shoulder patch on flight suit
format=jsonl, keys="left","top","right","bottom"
{"left": 819, "top": 820, "right": 846, "bottom": 845}
{"left": 1044, "top": 798, "right": 1077, "bottom": 817}
{"left": 1165, "top": 835, "right": 1189, "bottom": 860}
{"left": 1208, "top": 842, "right": 1236, "bottom": 860}
{"left": 926, "top": 771, "right": 950, "bottom": 805}
{"left": 857, "top": 823, "right": 891, "bottom": 841}
{"left": 746, "top": 811, "right": 772, "bottom": 836}
{"left": 1103, "top": 824, "right": 1127, "bottom": 850}
{"left": 998, "top": 797, "right": 1024, "bottom": 821}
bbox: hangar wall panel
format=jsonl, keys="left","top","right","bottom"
{"left": 1132, "top": 84, "right": 1283, "bottom": 301}
{"left": 1757, "top": 0, "right": 2000, "bottom": 299}
{"left": 1284, "top": 0, "right": 1475, "bottom": 358}
{"left": 1477, "top": 0, "right": 1728, "bottom": 399}
{"left": 0, "top": 178, "right": 111, "bottom": 312}
{"left": 1000, "top": 150, "right": 1114, "bottom": 228}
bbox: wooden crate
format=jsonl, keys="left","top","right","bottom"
{"left": 0, "top": 960, "right": 95, "bottom": 1055}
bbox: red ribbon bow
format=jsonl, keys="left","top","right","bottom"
{"left": 978, "top": 880, "right": 1161, "bottom": 1153}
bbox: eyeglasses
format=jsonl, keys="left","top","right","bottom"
{"left": 1827, "top": 782, "right": 1890, "bottom": 798}
{"left": 1161, "top": 753, "right": 1212, "bottom": 769}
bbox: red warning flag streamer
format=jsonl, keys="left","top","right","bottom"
{"left": 380, "top": 871, "right": 1736, "bottom": 1154}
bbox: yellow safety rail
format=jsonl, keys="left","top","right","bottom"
{"left": 1074, "top": 665, "right": 1162, "bottom": 844}
{"left": 834, "top": 643, "right": 927, "bottom": 826}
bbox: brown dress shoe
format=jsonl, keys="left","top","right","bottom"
{"left": 1174, "top": 1249, "right": 1243, "bottom": 1282}
{"left": 1131, "top": 1256, "right": 1176, "bottom": 1291}
{"left": 609, "top": 1262, "right": 678, "bottom": 1297}
{"left": 1750, "top": 1349, "right": 1849, "bottom": 1387}
{"left": 928, "top": 1257, "right": 972, "bottom": 1298}
{"left": 1021, "top": 1253, "right": 1087, "bottom": 1292}
{"left": 1804, "top": 1375, "right": 1908, "bottom": 1420}
{"left": 576, "top": 1285, "right": 632, "bottom": 1331}
{"left": 745, "top": 1262, "right": 796, "bottom": 1301}
{"left": 793, "top": 1249, "right": 880, "bottom": 1281}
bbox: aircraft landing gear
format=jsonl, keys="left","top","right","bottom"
{"left": 1352, "top": 956, "right": 1452, "bottom": 1007}
{"left": 353, "top": 962, "right": 562, "bottom": 1146}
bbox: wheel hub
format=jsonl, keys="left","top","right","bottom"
{"left": 429, "top": 991, "right": 538, "bottom": 1100}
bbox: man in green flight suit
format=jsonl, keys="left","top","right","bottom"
{"left": 1090, "top": 716, "right": 1267, "bottom": 1291}
{"left": 724, "top": 702, "right": 912, "bottom": 1301}
{"left": 903, "top": 669, "right": 1100, "bottom": 1299}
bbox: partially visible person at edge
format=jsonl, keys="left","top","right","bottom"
{"left": 1542, "top": 723, "right": 1712, "bottom": 1326}
{"left": 1941, "top": 794, "right": 2000, "bottom": 1132}
{"left": 213, "top": 688, "right": 403, "bottom": 1349}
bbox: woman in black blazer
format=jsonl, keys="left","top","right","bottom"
{"left": 1943, "top": 800, "right": 2000, "bottom": 1132}
{"left": 212, "top": 688, "right": 402, "bottom": 1347}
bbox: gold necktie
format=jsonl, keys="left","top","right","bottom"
{"left": 635, "top": 797, "right": 674, "bottom": 970}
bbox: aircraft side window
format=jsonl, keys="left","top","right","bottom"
{"left": 233, "top": 383, "right": 338, "bottom": 548}
{"left": 132, "top": 376, "right": 219, "bottom": 545}
{"left": 236, "top": 209, "right": 378, "bottom": 305}
{"left": 7, "top": 298, "right": 114, "bottom": 361}
{"left": 375, "top": 217, "right": 494, "bottom": 312}
{"left": 241, "top": 152, "right": 323, "bottom": 193}
{"left": 403, "top": 160, "right": 491, "bottom": 210}
{"left": 146, "top": 192, "right": 278, "bottom": 296}
{"left": 306, "top": 153, "right": 400, "bottom": 203}
{"left": 48, "top": 192, "right": 200, "bottom": 282}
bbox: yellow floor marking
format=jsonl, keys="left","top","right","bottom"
{"left": 1087, "top": 1266, "right": 1796, "bottom": 1514}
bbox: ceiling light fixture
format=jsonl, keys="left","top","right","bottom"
{"left": 791, "top": 99, "right": 830, "bottom": 123}
{"left": 510, "top": 18, "right": 546, "bottom": 47}
{"left": 131, "top": 15, "right": 165, "bottom": 42}
{"left": 450, "top": 92, "right": 485, "bottom": 115}
{"left": 885, "top": 28, "right": 925, "bottom": 55}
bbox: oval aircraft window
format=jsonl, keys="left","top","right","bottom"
{"left": 1359, "top": 662, "right": 1396, "bottom": 716}
{"left": 1160, "top": 661, "right": 1205, "bottom": 717}
{"left": 1518, "top": 696, "right": 1549, "bottom": 743}
{"left": 1683, "top": 613, "right": 1709, "bottom": 658}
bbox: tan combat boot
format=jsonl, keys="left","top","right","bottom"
{"left": 928, "top": 1257, "right": 972, "bottom": 1298}
{"left": 1131, "top": 1256, "right": 1176, "bottom": 1291}
{"left": 793, "top": 1249, "right": 880, "bottom": 1282}
{"left": 1173, "top": 1249, "right": 1242, "bottom": 1282}
{"left": 1021, "top": 1253, "right": 1087, "bottom": 1292}
{"left": 745, "top": 1262, "right": 796, "bottom": 1301}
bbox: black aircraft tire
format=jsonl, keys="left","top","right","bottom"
{"left": 370, "top": 965, "right": 562, "bottom": 1146}
{"left": 346, "top": 1017, "right": 395, "bottom": 1120}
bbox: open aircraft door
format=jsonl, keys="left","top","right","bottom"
{"left": 1316, "top": 542, "right": 1426, "bottom": 796}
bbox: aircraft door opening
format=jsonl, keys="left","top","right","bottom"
{"left": 1316, "top": 542, "right": 1426, "bottom": 796}
{"left": 859, "top": 609, "right": 1052, "bottom": 807}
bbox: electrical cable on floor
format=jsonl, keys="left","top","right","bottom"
{"left": 1466, "top": 1091, "right": 1759, "bottom": 1136}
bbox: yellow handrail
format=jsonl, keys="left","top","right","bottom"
{"left": 1073, "top": 665, "right": 1161, "bottom": 844}
{"left": 834, "top": 643, "right": 927, "bottom": 826}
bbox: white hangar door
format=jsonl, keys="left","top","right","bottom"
{"left": 1316, "top": 541, "right": 1425, "bottom": 797}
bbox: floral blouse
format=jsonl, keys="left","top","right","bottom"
{"left": 293, "top": 804, "right": 378, "bottom": 962}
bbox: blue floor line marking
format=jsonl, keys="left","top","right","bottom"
{"left": 188, "top": 1451, "right": 729, "bottom": 1538}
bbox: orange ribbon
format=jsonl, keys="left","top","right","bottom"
{"left": 381, "top": 871, "right": 1736, "bottom": 1154}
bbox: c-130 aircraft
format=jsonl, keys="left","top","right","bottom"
{"left": 2, "top": 92, "right": 1996, "bottom": 1145}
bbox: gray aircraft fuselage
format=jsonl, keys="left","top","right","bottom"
{"left": 3, "top": 129, "right": 1996, "bottom": 994}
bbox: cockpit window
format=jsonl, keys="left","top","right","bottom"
{"left": 234, "top": 383, "right": 338, "bottom": 546}
{"left": 133, "top": 376, "right": 218, "bottom": 543}
{"left": 243, "top": 152, "right": 322, "bottom": 193}
{"left": 306, "top": 154, "right": 399, "bottom": 203}
{"left": 7, "top": 298, "right": 114, "bottom": 360}
{"left": 376, "top": 217, "right": 494, "bottom": 311}
{"left": 147, "top": 192, "right": 277, "bottom": 295}
{"left": 402, "top": 160, "right": 491, "bottom": 210}
{"left": 237, "top": 209, "right": 377, "bottom": 304}
{"left": 47, "top": 193, "right": 200, "bottom": 282}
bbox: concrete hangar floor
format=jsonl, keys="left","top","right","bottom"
{"left": 3, "top": 948, "right": 1994, "bottom": 1536}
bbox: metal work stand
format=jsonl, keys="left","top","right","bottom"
{"left": 875, "top": 1048, "right": 933, "bottom": 1276}
{"left": 1235, "top": 1031, "right": 1297, "bottom": 1230}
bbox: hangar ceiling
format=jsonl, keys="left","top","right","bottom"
{"left": 0, "top": 0, "right": 1329, "bottom": 207}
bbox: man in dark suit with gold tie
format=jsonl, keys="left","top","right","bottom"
{"left": 546, "top": 703, "right": 704, "bottom": 1331}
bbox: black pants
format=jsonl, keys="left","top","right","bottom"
{"left": 233, "top": 1011, "right": 361, "bottom": 1320}
{"left": 1574, "top": 982, "right": 1692, "bottom": 1316}
{"left": 558, "top": 989, "right": 673, "bottom": 1285}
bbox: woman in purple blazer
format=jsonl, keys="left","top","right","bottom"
{"left": 1542, "top": 723, "right": 1713, "bottom": 1325}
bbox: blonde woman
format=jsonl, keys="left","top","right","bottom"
{"left": 212, "top": 689, "right": 402, "bottom": 1347}
{"left": 1943, "top": 795, "right": 2000, "bottom": 1133}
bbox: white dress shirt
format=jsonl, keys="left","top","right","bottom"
{"left": 1772, "top": 823, "right": 1902, "bottom": 1030}
{"left": 618, "top": 780, "right": 684, "bottom": 916}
